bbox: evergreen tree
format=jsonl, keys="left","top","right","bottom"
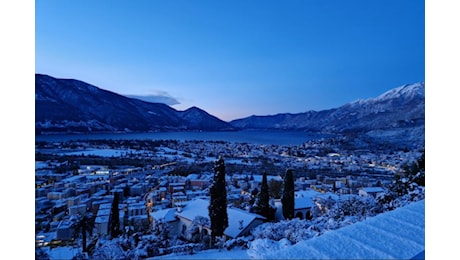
{"left": 72, "top": 213, "right": 95, "bottom": 253}
{"left": 110, "top": 193, "right": 121, "bottom": 238}
{"left": 208, "top": 156, "right": 228, "bottom": 245}
{"left": 281, "top": 169, "right": 295, "bottom": 220}
{"left": 268, "top": 179, "right": 283, "bottom": 199}
{"left": 253, "top": 172, "right": 275, "bottom": 221}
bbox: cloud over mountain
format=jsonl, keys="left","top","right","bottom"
{"left": 125, "top": 93, "right": 180, "bottom": 106}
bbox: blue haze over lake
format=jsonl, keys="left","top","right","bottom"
{"left": 35, "top": 130, "right": 332, "bottom": 146}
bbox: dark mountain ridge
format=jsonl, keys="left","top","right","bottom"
{"left": 35, "top": 74, "right": 234, "bottom": 134}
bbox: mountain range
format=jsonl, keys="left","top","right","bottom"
{"left": 230, "top": 82, "right": 425, "bottom": 133}
{"left": 35, "top": 74, "right": 234, "bottom": 134}
{"left": 35, "top": 74, "right": 424, "bottom": 146}
{"left": 231, "top": 82, "right": 425, "bottom": 147}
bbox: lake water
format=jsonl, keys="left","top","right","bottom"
{"left": 35, "top": 130, "right": 332, "bottom": 146}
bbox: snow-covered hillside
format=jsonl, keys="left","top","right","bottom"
{"left": 251, "top": 199, "right": 425, "bottom": 259}
{"left": 375, "top": 82, "right": 425, "bottom": 101}
{"left": 151, "top": 199, "right": 424, "bottom": 260}
{"left": 230, "top": 82, "right": 425, "bottom": 147}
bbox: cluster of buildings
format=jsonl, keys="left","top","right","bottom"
{"left": 36, "top": 166, "right": 387, "bottom": 248}
{"left": 35, "top": 138, "right": 422, "bottom": 249}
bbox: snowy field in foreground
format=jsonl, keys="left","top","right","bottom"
{"left": 257, "top": 199, "right": 425, "bottom": 259}
{"left": 151, "top": 199, "right": 424, "bottom": 260}
{"left": 150, "top": 248, "right": 250, "bottom": 259}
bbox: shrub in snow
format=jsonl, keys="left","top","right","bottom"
{"left": 165, "top": 243, "right": 203, "bottom": 256}
{"left": 252, "top": 194, "right": 385, "bottom": 246}
{"left": 153, "top": 218, "right": 172, "bottom": 248}
{"left": 252, "top": 219, "right": 317, "bottom": 244}
{"left": 118, "top": 236, "right": 135, "bottom": 252}
{"left": 377, "top": 159, "right": 425, "bottom": 212}
{"left": 71, "top": 252, "right": 88, "bottom": 260}
{"left": 91, "top": 239, "right": 125, "bottom": 260}
{"left": 312, "top": 196, "right": 336, "bottom": 217}
{"left": 387, "top": 186, "right": 425, "bottom": 209}
{"left": 224, "top": 237, "right": 251, "bottom": 250}
{"left": 101, "top": 222, "right": 183, "bottom": 259}
{"left": 214, "top": 235, "right": 227, "bottom": 251}
{"left": 324, "top": 196, "right": 378, "bottom": 222}
{"left": 185, "top": 224, "right": 201, "bottom": 243}
{"left": 35, "top": 248, "right": 50, "bottom": 260}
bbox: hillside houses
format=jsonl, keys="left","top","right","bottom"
{"left": 35, "top": 138, "right": 423, "bottom": 253}
{"left": 35, "top": 161, "right": 396, "bottom": 248}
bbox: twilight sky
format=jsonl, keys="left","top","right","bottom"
{"left": 35, "top": 0, "right": 424, "bottom": 121}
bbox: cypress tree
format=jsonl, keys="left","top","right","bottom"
{"left": 281, "top": 169, "right": 295, "bottom": 220}
{"left": 208, "top": 156, "right": 228, "bottom": 244}
{"left": 110, "top": 192, "right": 121, "bottom": 238}
{"left": 71, "top": 213, "right": 95, "bottom": 253}
{"left": 253, "top": 172, "right": 275, "bottom": 221}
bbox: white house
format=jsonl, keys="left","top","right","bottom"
{"left": 171, "top": 199, "right": 266, "bottom": 240}
{"left": 358, "top": 187, "right": 385, "bottom": 197}
{"left": 56, "top": 220, "right": 74, "bottom": 241}
{"left": 127, "top": 202, "right": 146, "bottom": 218}
{"left": 47, "top": 191, "right": 68, "bottom": 200}
{"left": 294, "top": 189, "right": 322, "bottom": 220}
{"left": 94, "top": 203, "right": 111, "bottom": 236}
{"left": 68, "top": 204, "right": 86, "bottom": 216}
{"left": 94, "top": 215, "right": 109, "bottom": 237}
{"left": 150, "top": 208, "right": 180, "bottom": 235}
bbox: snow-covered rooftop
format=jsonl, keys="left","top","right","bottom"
{"left": 359, "top": 186, "right": 385, "bottom": 193}
{"left": 294, "top": 197, "right": 315, "bottom": 209}
{"left": 176, "top": 199, "right": 265, "bottom": 238}
{"left": 150, "top": 208, "right": 178, "bottom": 223}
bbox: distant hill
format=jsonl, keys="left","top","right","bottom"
{"left": 230, "top": 82, "right": 425, "bottom": 146}
{"left": 35, "top": 74, "right": 235, "bottom": 134}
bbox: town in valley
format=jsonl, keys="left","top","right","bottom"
{"left": 35, "top": 133, "right": 425, "bottom": 259}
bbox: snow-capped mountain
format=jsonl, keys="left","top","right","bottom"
{"left": 35, "top": 74, "right": 235, "bottom": 134}
{"left": 230, "top": 82, "right": 425, "bottom": 145}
